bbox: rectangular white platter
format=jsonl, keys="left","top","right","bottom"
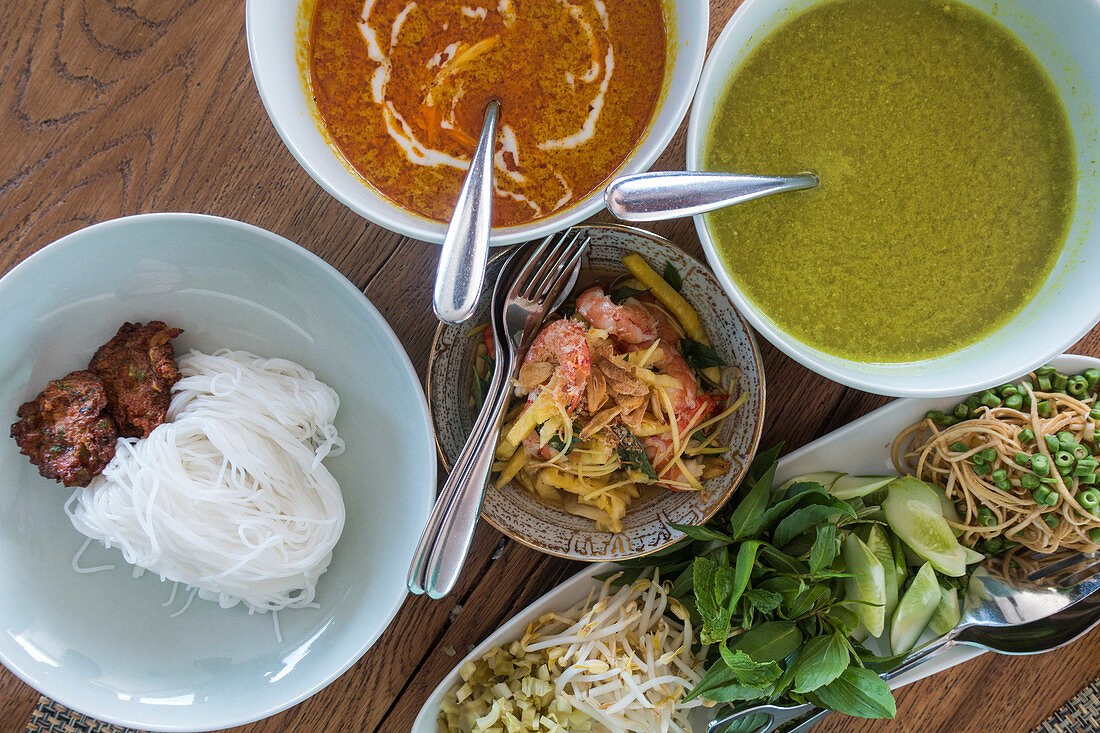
{"left": 412, "top": 353, "right": 1099, "bottom": 731}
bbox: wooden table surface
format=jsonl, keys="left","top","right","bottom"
{"left": 2, "top": 1, "right": 1098, "bottom": 732}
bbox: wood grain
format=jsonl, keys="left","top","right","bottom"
{"left": 1, "top": 1, "right": 1098, "bottom": 732}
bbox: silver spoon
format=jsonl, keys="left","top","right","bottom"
{"left": 604, "top": 170, "right": 818, "bottom": 222}
{"left": 708, "top": 565, "right": 1100, "bottom": 733}
{"left": 433, "top": 100, "right": 501, "bottom": 325}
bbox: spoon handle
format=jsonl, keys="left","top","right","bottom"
{"left": 433, "top": 100, "right": 501, "bottom": 325}
{"left": 604, "top": 170, "right": 818, "bottom": 222}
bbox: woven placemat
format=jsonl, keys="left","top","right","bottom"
{"left": 25, "top": 696, "right": 135, "bottom": 733}
{"left": 1033, "top": 677, "right": 1100, "bottom": 733}
{"left": 22, "top": 677, "right": 1100, "bottom": 733}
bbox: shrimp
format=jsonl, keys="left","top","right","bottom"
{"left": 575, "top": 286, "right": 720, "bottom": 429}
{"left": 575, "top": 286, "right": 657, "bottom": 345}
{"left": 522, "top": 318, "right": 591, "bottom": 411}
{"left": 643, "top": 434, "right": 705, "bottom": 491}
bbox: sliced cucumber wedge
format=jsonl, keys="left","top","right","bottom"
{"left": 927, "top": 584, "right": 961, "bottom": 636}
{"left": 865, "top": 525, "right": 899, "bottom": 625}
{"left": 889, "top": 532, "right": 909, "bottom": 587}
{"left": 843, "top": 533, "right": 887, "bottom": 637}
{"left": 962, "top": 545, "right": 986, "bottom": 566}
{"left": 883, "top": 478, "right": 967, "bottom": 577}
{"left": 890, "top": 563, "right": 941, "bottom": 655}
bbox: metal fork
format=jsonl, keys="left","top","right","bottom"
{"left": 1027, "top": 551, "right": 1100, "bottom": 586}
{"left": 707, "top": 565, "right": 1100, "bottom": 733}
{"left": 407, "top": 230, "right": 589, "bottom": 599}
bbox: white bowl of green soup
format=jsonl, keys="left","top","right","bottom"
{"left": 687, "top": 0, "right": 1100, "bottom": 396}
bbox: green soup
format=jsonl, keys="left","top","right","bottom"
{"left": 704, "top": 0, "right": 1076, "bottom": 363}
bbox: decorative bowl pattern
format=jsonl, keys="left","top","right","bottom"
{"left": 428, "top": 224, "right": 765, "bottom": 561}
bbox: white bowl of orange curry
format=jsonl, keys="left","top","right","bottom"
{"left": 247, "top": 0, "right": 707, "bottom": 245}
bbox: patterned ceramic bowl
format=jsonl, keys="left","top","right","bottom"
{"left": 427, "top": 224, "right": 765, "bottom": 561}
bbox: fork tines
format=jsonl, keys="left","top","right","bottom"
{"left": 515, "top": 229, "right": 589, "bottom": 303}
{"left": 1026, "top": 551, "right": 1100, "bottom": 587}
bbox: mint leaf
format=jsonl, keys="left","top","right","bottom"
{"left": 718, "top": 644, "right": 783, "bottom": 687}
{"left": 792, "top": 632, "right": 850, "bottom": 694}
{"left": 742, "top": 588, "right": 783, "bottom": 614}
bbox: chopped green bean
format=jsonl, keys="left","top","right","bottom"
{"left": 980, "top": 448, "right": 996, "bottom": 462}
{"left": 1054, "top": 373, "right": 1069, "bottom": 392}
{"left": 925, "top": 410, "right": 946, "bottom": 423}
{"left": 1045, "top": 434, "right": 1061, "bottom": 452}
{"left": 1068, "top": 376, "right": 1089, "bottom": 398}
{"left": 953, "top": 403, "right": 970, "bottom": 420}
{"left": 991, "top": 468, "right": 1008, "bottom": 482}
{"left": 1015, "top": 451, "right": 1031, "bottom": 466}
{"left": 1004, "top": 394, "right": 1024, "bottom": 410}
{"left": 1079, "top": 489, "right": 1100, "bottom": 510}
{"left": 1037, "top": 374, "right": 1053, "bottom": 391}
{"left": 1036, "top": 365, "right": 1057, "bottom": 376}
{"left": 1038, "top": 400, "right": 1054, "bottom": 418}
{"left": 1055, "top": 450, "right": 1075, "bottom": 468}
{"left": 949, "top": 441, "right": 968, "bottom": 453}
{"left": 1018, "top": 428, "right": 1035, "bottom": 443}
{"left": 973, "top": 463, "right": 991, "bottom": 476}
{"left": 1031, "top": 454, "right": 1051, "bottom": 476}
{"left": 1021, "top": 473, "right": 1041, "bottom": 490}
{"left": 980, "top": 390, "right": 1001, "bottom": 408}
{"left": 1043, "top": 514, "right": 1060, "bottom": 528}
{"left": 1090, "top": 528, "right": 1100, "bottom": 543}
{"left": 1085, "top": 368, "right": 1100, "bottom": 389}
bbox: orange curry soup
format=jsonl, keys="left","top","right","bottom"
{"left": 307, "top": 0, "right": 666, "bottom": 227}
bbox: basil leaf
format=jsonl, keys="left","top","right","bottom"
{"left": 681, "top": 338, "right": 727, "bottom": 371}
{"left": 809, "top": 523, "right": 838, "bottom": 574}
{"left": 773, "top": 503, "right": 850, "bottom": 548}
{"left": 760, "top": 484, "right": 830, "bottom": 530}
{"left": 727, "top": 540, "right": 764, "bottom": 612}
{"left": 728, "top": 620, "right": 803, "bottom": 663}
{"left": 728, "top": 461, "right": 776, "bottom": 540}
{"left": 782, "top": 584, "right": 831, "bottom": 619}
{"left": 809, "top": 666, "right": 897, "bottom": 719}
{"left": 718, "top": 644, "right": 783, "bottom": 687}
{"left": 609, "top": 285, "right": 649, "bottom": 303}
{"left": 792, "top": 632, "right": 850, "bottom": 693}
{"left": 686, "top": 660, "right": 771, "bottom": 703}
{"left": 759, "top": 545, "right": 807, "bottom": 575}
{"left": 667, "top": 521, "right": 732, "bottom": 543}
{"left": 663, "top": 261, "right": 683, "bottom": 291}
{"left": 748, "top": 445, "right": 783, "bottom": 482}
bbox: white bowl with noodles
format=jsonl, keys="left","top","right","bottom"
{"left": 0, "top": 214, "right": 435, "bottom": 731}
{"left": 427, "top": 224, "right": 765, "bottom": 561}
{"left": 245, "top": 0, "right": 708, "bottom": 245}
{"left": 686, "top": 0, "right": 1100, "bottom": 397}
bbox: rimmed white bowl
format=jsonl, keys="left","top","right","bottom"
{"left": 0, "top": 214, "right": 436, "bottom": 731}
{"left": 687, "top": 0, "right": 1100, "bottom": 397}
{"left": 246, "top": 0, "right": 708, "bottom": 245}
